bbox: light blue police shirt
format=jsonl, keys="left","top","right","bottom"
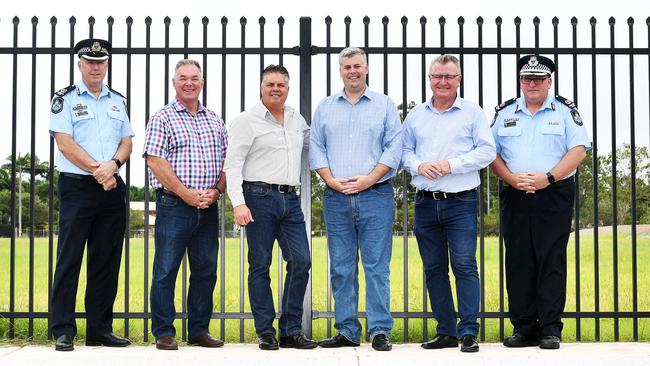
{"left": 309, "top": 87, "right": 402, "bottom": 182}
{"left": 49, "top": 81, "right": 135, "bottom": 175}
{"left": 402, "top": 96, "right": 496, "bottom": 192}
{"left": 491, "top": 94, "right": 590, "bottom": 178}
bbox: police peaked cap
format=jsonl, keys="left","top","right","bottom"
{"left": 74, "top": 38, "right": 111, "bottom": 61}
{"left": 518, "top": 55, "right": 555, "bottom": 77}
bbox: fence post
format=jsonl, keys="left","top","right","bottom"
{"left": 299, "top": 16, "right": 313, "bottom": 338}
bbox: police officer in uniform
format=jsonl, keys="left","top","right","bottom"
{"left": 490, "top": 55, "right": 589, "bottom": 350}
{"left": 49, "top": 38, "right": 134, "bottom": 351}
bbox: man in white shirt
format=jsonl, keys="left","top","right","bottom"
{"left": 224, "top": 65, "right": 316, "bottom": 351}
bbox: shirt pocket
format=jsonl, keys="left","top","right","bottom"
{"left": 71, "top": 111, "right": 96, "bottom": 144}
{"left": 496, "top": 125, "right": 523, "bottom": 157}
{"left": 538, "top": 123, "right": 565, "bottom": 155}
{"left": 288, "top": 127, "right": 305, "bottom": 151}
{"left": 107, "top": 110, "right": 125, "bottom": 143}
{"left": 169, "top": 124, "right": 191, "bottom": 152}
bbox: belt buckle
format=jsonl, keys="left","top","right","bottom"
{"left": 277, "top": 185, "right": 289, "bottom": 193}
{"left": 432, "top": 191, "right": 447, "bottom": 200}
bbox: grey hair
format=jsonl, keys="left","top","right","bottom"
{"left": 429, "top": 54, "right": 462, "bottom": 76}
{"left": 174, "top": 59, "right": 203, "bottom": 80}
{"left": 339, "top": 47, "right": 367, "bottom": 66}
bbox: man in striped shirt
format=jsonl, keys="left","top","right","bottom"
{"left": 143, "top": 59, "right": 227, "bottom": 350}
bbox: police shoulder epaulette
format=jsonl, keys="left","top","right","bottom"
{"left": 556, "top": 95, "right": 584, "bottom": 126}
{"left": 555, "top": 95, "right": 576, "bottom": 109}
{"left": 495, "top": 97, "right": 517, "bottom": 112}
{"left": 491, "top": 97, "right": 517, "bottom": 127}
{"left": 53, "top": 85, "right": 76, "bottom": 98}
{"left": 108, "top": 87, "right": 126, "bottom": 100}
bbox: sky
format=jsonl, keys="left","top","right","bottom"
{"left": 0, "top": 0, "right": 648, "bottom": 187}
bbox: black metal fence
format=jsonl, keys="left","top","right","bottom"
{"left": 0, "top": 15, "right": 649, "bottom": 343}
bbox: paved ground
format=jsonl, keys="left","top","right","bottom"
{"left": 1, "top": 343, "right": 649, "bottom": 366}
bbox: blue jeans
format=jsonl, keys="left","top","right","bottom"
{"left": 322, "top": 183, "right": 394, "bottom": 342}
{"left": 413, "top": 190, "right": 480, "bottom": 338}
{"left": 151, "top": 191, "right": 219, "bottom": 340}
{"left": 243, "top": 183, "right": 311, "bottom": 337}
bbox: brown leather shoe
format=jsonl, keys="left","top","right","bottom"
{"left": 188, "top": 333, "right": 225, "bottom": 348}
{"left": 156, "top": 336, "right": 178, "bottom": 350}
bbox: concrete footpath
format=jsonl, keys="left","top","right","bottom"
{"left": 1, "top": 343, "right": 649, "bottom": 366}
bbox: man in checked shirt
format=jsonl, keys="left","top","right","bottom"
{"left": 143, "top": 59, "right": 227, "bottom": 350}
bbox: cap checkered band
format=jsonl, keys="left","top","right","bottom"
{"left": 520, "top": 56, "right": 552, "bottom": 76}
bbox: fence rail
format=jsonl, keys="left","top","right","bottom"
{"left": 1, "top": 15, "right": 649, "bottom": 343}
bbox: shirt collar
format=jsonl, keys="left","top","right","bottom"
{"left": 77, "top": 80, "right": 109, "bottom": 98}
{"left": 516, "top": 93, "right": 554, "bottom": 114}
{"left": 426, "top": 95, "right": 463, "bottom": 112}
{"left": 172, "top": 98, "right": 205, "bottom": 113}
{"left": 335, "top": 86, "right": 372, "bottom": 104}
{"left": 256, "top": 101, "right": 293, "bottom": 118}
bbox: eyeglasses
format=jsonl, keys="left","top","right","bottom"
{"left": 429, "top": 74, "right": 460, "bottom": 81}
{"left": 520, "top": 76, "right": 549, "bottom": 85}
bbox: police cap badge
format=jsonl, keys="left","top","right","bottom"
{"left": 518, "top": 55, "right": 555, "bottom": 77}
{"left": 74, "top": 38, "right": 111, "bottom": 61}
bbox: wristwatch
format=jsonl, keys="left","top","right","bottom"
{"left": 546, "top": 171, "right": 556, "bottom": 184}
{"left": 111, "top": 158, "right": 123, "bottom": 168}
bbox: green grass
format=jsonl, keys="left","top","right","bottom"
{"left": 1, "top": 233, "right": 649, "bottom": 344}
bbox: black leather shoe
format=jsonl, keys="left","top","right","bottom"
{"left": 188, "top": 333, "right": 225, "bottom": 348}
{"left": 86, "top": 332, "right": 131, "bottom": 347}
{"left": 280, "top": 333, "right": 318, "bottom": 349}
{"left": 460, "top": 335, "right": 479, "bottom": 352}
{"left": 539, "top": 335, "right": 560, "bottom": 349}
{"left": 503, "top": 332, "right": 539, "bottom": 347}
{"left": 55, "top": 334, "right": 74, "bottom": 351}
{"left": 371, "top": 334, "right": 392, "bottom": 351}
{"left": 421, "top": 334, "right": 458, "bottom": 349}
{"left": 318, "top": 333, "right": 360, "bottom": 348}
{"left": 259, "top": 333, "right": 279, "bottom": 350}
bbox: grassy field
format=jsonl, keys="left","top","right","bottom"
{"left": 1, "top": 233, "right": 649, "bottom": 344}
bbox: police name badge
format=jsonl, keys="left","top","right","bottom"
{"left": 504, "top": 118, "right": 518, "bottom": 128}
{"left": 547, "top": 121, "right": 559, "bottom": 126}
{"left": 72, "top": 103, "right": 87, "bottom": 111}
{"left": 111, "top": 105, "right": 121, "bottom": 112}
{"left": 51, "top": 97, "right": 64, "bottom": 114}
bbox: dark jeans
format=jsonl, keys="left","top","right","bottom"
{"left": 413, "top": 189, "right": 480, "bottom": 338}
{"left": 243, "top": 182, "right": 311, "bottom": 337}
{"left": 50, "top": 174, "right": 126, "bottom": 338}
{"left": 501, "top": 179, "right": 575, "bottom": 338}
{"left": 150, "top": 191, "right": 219, "bottom": 340}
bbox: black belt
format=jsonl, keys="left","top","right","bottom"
{"left": 419, "top": 188, "right": 474, "bottom": 200}
{"left": 60, "top": 172, "right": 119, "bottom": 181}
{"left": 244, "top": 181, "right": 298, "bottom": 193}
{"left": 157, "top": 188, "right": 178, "bottom": 197}
{"left": 60, "top": 172, "right": 95, "bottom": 181}
{"left": 371, "top": 180, "right": 391, "bottom": 189}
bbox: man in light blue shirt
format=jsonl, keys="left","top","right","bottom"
{"left": 402, "top": 54, "right": 495, "bottom": 353}
{"left": 49, "top": 38, "right": 134, "bottom": 351}
{"left": 491, "top": 55, "right": 589, "bottom": 350}
{"left": 310, "top": 47, "right": 402, "bottom": 351}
